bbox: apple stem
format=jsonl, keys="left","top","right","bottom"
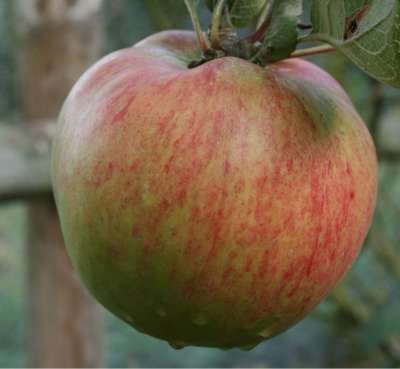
{"left": 289, "top": 44, "right": 336, "bottom": 58}
{"left": 210, "top": 0, "right": 226, "bottom": 49}
{"left": 245, "top": 0, "right": 276, "bottom": 43}
{"left": 184, "top": 0, "right": 210, "bottom": 54}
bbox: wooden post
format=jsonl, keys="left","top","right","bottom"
{"left": 14, "top": 0, "right": 104, "bottom": 366}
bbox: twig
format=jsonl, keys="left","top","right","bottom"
{"left": 0, "top": 121, "right": 54, "bottom": 203}
{"left": 290, "top": 44, "right": 336, "bottom": 58}
{"left": 184, "top": 0, "right": 210, "bottom": 54}
{"left": 210, "top": 0, "right": 226, "bottom": 49}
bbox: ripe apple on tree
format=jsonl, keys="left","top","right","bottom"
{"left": 52, "top": 0, "right": 399, "bottom": 350}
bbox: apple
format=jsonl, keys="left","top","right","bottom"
{"left": 52, "top": 30, "right": 377, "bottom": 350}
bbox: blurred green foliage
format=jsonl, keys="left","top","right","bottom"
{"left": 0, "top": 204, "right": 26, "bottom": 368}
{"left": 0, "top": 0, "right": 399, "bottom": 367}
{"left": 0, "top": 1, "right": 17, "bottom": 121}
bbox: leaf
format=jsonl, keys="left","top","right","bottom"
{"left": 229, "top": 0, "right": 269, "bottom": 27}
{"left": 310, "top": 0, "right": 400, "bottom": 88}
{"left": 205, "top": 0, "right": 269, "bottom": 27}
{"left": 262, "top": 0, "right": 303, "bottom": 62}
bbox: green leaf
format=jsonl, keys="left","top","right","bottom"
{"left": 262, "top": 0, "right": 303, "bottom": 62}
{"left": 310, "top": 0, "right": 400, "bottom": 88}
{"left": 205, "top": 0, "right": 269, "bottom": 27}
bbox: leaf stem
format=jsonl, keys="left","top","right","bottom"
{"left": 184, "top": 0, "right": 210, "bottom": 54}
{"left": 245, "top": 0, "right": 276, "bottom": 43}
{"left": 289, "top": 44, "right": 336, "bottom": 58}
{"left": 210, "top": 0, "right": 226, "bottom": 49}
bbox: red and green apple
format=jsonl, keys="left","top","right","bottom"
{"left": 52, "top": 30, "right": 377, "bottom": 350}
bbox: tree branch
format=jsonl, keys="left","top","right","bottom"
{"left": 378, "top": 150, "right": 400, "bottom": 163}
{"left": 0, "top": 120, "right": 54, "bottom": 203}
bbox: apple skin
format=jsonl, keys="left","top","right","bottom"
{"left": 52, "top": 30, "right": 377, "bottom": 350}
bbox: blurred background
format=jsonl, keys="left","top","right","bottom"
{"left": 0, "top": 0, "right": 399, "bottom": 367}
